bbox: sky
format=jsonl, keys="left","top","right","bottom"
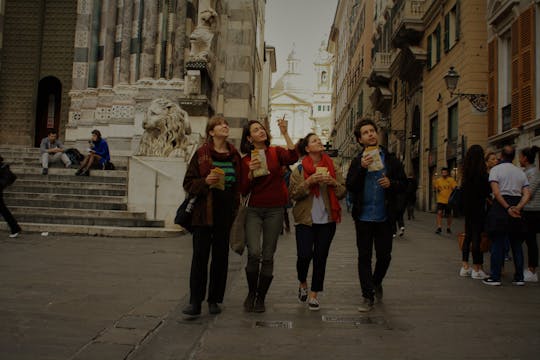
{"left": 265, "top": 0, "right": 339, "bottom": 90}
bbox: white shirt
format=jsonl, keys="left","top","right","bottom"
{"left": 489, "top": 162, "right": 529, "bottom": 196}
{"left": 311, "top": 194, "right": 329, "bottom": 224}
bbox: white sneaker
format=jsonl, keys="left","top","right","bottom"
{"left": 524, "top": 269, "right": 538, "bottom": 282}
{"left": 471, "top": 269, "right": 489, "bottom": 280}
{"left": 8, "top": 232, "right": 19, "bottom": 238}
{"left": 459, "top": 266, "right": 472, "bottom": 277}
{"left": 398, "top": 227, "right": 405, "bottom": 236}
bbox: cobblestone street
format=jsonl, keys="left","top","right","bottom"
{"left": 1, "top": 211, "right": 539, "bottom": 359}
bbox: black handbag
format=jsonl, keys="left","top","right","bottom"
{"left": 0, "top": 164, "right": 17, "bottom": 189}
{"left": 174, "top": 195, "right": 197, "bottom": 233}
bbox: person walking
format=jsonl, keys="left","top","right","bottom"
{"left": 75, "top": 130, "right": 110, "bottom": 176}
{"left": 0, "top": 155, "right": 21, "bottom": 238}
{"left": 519, "top": 146, "right": 540, "bottom": 282}
{"left": 181, "top": 116, "right": 242, "bottom": 319}
{"left": 39, "top": 128, "right": 71, "bottom": 175}
{"left": 433, "top": 167, "right": 457, "bottom": 234}
{"left": 240, "top": 119, "right": 298, "bottom": 313}
{"left": 406, "top": 173, "right": 418, "bottom": 220}
{"left": 289, "top": 133, "right": 346, "bottom": 311}
{"left": 483, "top": 145, "right": 530, "bottom": 286}
{"left": 459, "top": 145, "right": 490, "bottom": 279}
{"left": 346, "top": 118, "right": 406, "bottom": 312}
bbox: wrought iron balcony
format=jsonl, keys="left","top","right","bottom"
{"left": 391, "top": 0, "right": 427, "bottom": 48}
{"left": 446, "top": 139, "right": 458, "bottom": 160}
{"left": 502, "top": 104, "right": 512, "bottom": 132}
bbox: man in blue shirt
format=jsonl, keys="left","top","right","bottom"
{"left": 346, "top": 119, "right": 406, "bottom": 311}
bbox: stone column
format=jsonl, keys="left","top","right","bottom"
{"left": 116, "top": 0, "right": 133, "bottom": 85}
{"left": 97, "top": 0, "right": 117, "bottom": 87}
{"left": 140, "top": 0, "right": 158, "bottom": 79}
{"left": 0, "top": 0, "right": 5, "bottom": 73}
{"left": 130, "top": 0, "right": 143, "bottom": 83}
{"left": 172, "top": 0, "right": 187, "bottom": 79}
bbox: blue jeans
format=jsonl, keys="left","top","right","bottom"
{"left": 245, "top": 207, "right": 284, "bottom": 277}
{"left": 489, "top": 231, "right": 524, "bottom": 281}
{"left": 296, "top": 223, "right": 336, "bottom": 292}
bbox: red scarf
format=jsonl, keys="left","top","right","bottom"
{"left": 302, "top": 153, "right": 341, "bottom": 223}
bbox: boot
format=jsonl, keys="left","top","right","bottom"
{"left": 243, "top": 269, "right": 258, "bottom": 312}
{"left": 254, "top": 275, "right": 273, "bottom": 313}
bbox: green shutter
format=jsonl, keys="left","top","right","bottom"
{"left": 357, "top": 92, "right": 363, "bottom": 116}
{"left": 436, "top": 24, "right": 441, "bottom": 62}
{"left": 444, "top": 13, "right": 450, "bottom": 52}
{"left": 455, "top": 0, "right": 461, "bottom": 41}
{"left": 427, "top": 35, "right": 432, "bottom": 69}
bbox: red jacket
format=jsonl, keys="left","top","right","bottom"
{"left": 240, "top": 147, "right": 298, "bottom": 207}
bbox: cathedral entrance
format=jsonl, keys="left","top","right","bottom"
{"left": 34, "top": 76, "right": 62, "bottom": 147}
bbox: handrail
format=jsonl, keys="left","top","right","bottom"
{"left": 130, "top": 156, "right": 174, "bottom": 179}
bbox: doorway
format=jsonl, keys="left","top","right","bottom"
{"left": 35, "top": 76, "right": 62, "bottom": 147}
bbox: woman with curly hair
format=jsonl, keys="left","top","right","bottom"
{"left": 181, "top": 116, "right": 242, "bottom": 319}
{"left": 239, "top": 118, "right": 298, "bottom": 313}
{"left": 460, "top": 145, "right": 491, "bottom": 279}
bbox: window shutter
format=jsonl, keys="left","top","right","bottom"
{"left": 511, "top": 19, "right": 520, "bottom": 128}
{"left": 455, "top": 0, "right": 461, "bottom": 41}
{"left": 487, "top": 39, "right": 498, "bottom": 136}
{"left": 427, "top": 35, "right": 432, "bottom": 69}
{"left": 436, "top": 24, "right": 441, "bottom": 62}
{"left": 518, "top": 6, "right": 535, "bottom": 125}
{"left": 444, "top": 13, "right": 450, "bottom": 52}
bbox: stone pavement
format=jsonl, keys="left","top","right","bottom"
{"left": 1, "top": 211, "right": 540, "bottom": 359}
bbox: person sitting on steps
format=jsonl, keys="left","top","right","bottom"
{"left": 39, "top": 128, "right": 71, "bottom": 175}
{"left": 76, "top": 129, "right": 110, "bottom": 176}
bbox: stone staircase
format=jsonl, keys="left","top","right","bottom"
{"left": 0, "top": 146, "right": 183, "bottom": 237}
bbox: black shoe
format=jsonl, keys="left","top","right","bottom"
{"left": 208, "top": 303, "right": 222, "bottom": 315}
{"left": 75, "top": 169, "right": 82, "bottom": 176}
{"left": 358, "top": 297, "right": 374, "bottom": 312}
{"left": 446, "top": 228, "right": 452, "bottom": 234}
{"left": 42, "top": 168, "right": 48, "bottom": 175}
{"left": 182, "top": 304, "right": 201, "bottom": 319}
{"left": 374, "top": 284, "right": 383, "bottom": 302}
{"left": 80, "top": 169, "right": 90, "bottom": 176}
{"left": 244, "top": 270, "right": 259, "bottom": 312}
{"left": 435, "top": 228, "right": 442, "bottom": 234}
{"left": 254, "top": 275, "right": 273, "bottom": 313}
{"left": 298, "top": 286, "right": 308, "bottom": 303}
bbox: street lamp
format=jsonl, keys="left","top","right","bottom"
{"left": 443, "top": 66, "right": 488, "bottom": 112}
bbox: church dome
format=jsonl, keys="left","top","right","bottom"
{"left": 272, "top": 45, "right": 309, "bottom": 95}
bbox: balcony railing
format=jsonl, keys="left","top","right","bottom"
{"left": 391, "top": 0, "right": 427, "bottom": 46}
{"left": 446, "top": 140, "right": 458, "bottom": 160}
{"left": 502, "top": 104, "right": 512, "bottom": 132}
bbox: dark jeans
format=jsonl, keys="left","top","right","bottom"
{"left": 524, "top": 232, "right": 539, "bottom": 268}
{"left": 489, "top": 231, "right": 524, "bottom": 281}
{"left": 462, "top": 220, "right": 484, "bottom": 265}
{"left": 189, "top": 221, "right": 230, "bottom": 305}
{"left": 0, "top": 192, "right": 21, "bottom": 234}
{"left": 354, "top": 220, "right": 393, "bottom": 300}
{"left": 295, "top": 223, "right": 336, "bottom": 292}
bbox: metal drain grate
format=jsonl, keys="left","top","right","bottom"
{"left": 322, "top": 315, "right": 386, "bottom": 326}
{"left": 254, "top": 320, "right": 293, "bottom": 329}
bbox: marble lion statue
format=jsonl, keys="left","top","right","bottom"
{"left": 138, "top": 98, "right": 192, "bottom": 158}
{"left": 188, "top": 8, "right": 218, "bottom": 62}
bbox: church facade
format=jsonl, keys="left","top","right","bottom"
{"left": 0, "top": 0, "right": 270, "bottom": 154}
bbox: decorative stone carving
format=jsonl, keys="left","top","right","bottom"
{"left": 138, "top": 98, "right": 193, "bottom": 158}
{"left": 188, "top": 8, "right": 218, "bottom": 63}
{"left": 184, "top": 70, "right": 201, "bottom": 95}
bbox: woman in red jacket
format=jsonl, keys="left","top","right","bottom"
{"left": 240, "top": 119, "right": 298, "bottom": 313}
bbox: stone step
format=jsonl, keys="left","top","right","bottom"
{"left": 8, "top": 184, "right": 126, "bottom": 197}
{"left": 0, "top": 222, "right": 184, "bottom": 238}
{"left": 4, "top": 191, "right": 126, "bottom": 204}
{"left": 14, "top": 179, "right": 126, "bottom": 191}
{"left": 9, "top": 206, "right": 147, "bottom": 220}
{"left": 5, "top": 196, "right": 127, "bottom": 211}
{"left": 5, "top": 158, "right": 128, "bottom": 170}
{"left": 16, "top": 173, "right": 126, "bottom": 184}
{"left": 11, "top": 213, "right": 164, "bottom": 228}
{"left": 10, "top": 166, "right": 127, "bottom": 178}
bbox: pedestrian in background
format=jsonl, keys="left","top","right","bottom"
{"left": 346, "top": 118, "right": 406, "bottom": 312}
{"left": 483, "top": 145, "right": 530, "bottom": 286}
{"left": 289, "top": 133, "right": 346, "bottom": 311}
{"left": 459, "top": 145, "right": 490, "bottom": 279}
{"left": 406, "top": 173, "right": 418, "bottom": 220}
{"left": 76, "top": 129, "right": 110, "bottom": 176}
{"left": 0, "top": 155, "right": 21, "bottom": 238}
{"left": 39, "top": 128, "right": 71, "bottom": 175}
{"left": 181, "top": 116, "right": 242, "bottom": 319}
{"left": 240, "top": 119, "right": 298, "bottom": 313}
{"left": 433, "top": 167, "right": 457, "bottom": 234}
{"left": 519, "top": 146, "right": 540, "bottom": 282}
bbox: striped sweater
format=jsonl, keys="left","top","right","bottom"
{"left": 524, "top": 165, "right": 540, "bottom": 211}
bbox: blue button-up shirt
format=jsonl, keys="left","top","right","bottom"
{"left": 358, "top": 150, "right": 387, "bottom": 222}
